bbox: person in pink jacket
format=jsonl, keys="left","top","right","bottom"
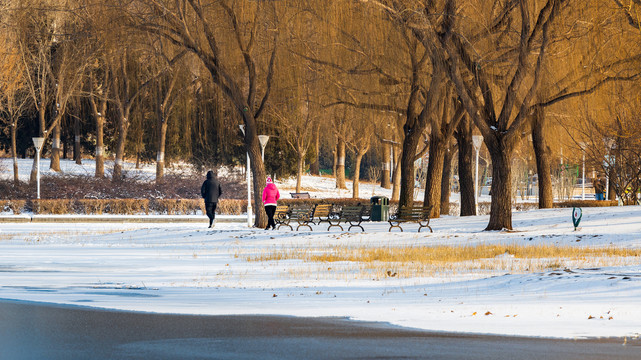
{"left": 262, "top": 176, "right": 280, "bottom": 230}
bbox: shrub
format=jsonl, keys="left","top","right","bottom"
{"left": 217, "top": 199, "right": 245, "bottom": 215}
{"left": 554, "top": 200, "right": 617, "bottom": 208}
{"left": 107, "top": 199, "right": 149, "bottom": 215}
{"left": 30, "top": 199, "right": 74, "bottom": 214}
{"left": 0, "top": 200, "right": 26, "bottom": 214}
{"left": 151, "top": 199, "right": 204, "bottom": 215}
{"left": 76, "top": 199, "right": 106, "bottom": 214}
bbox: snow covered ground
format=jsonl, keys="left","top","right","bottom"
{"left": 1, "top": 205, "right": 640, "bottom": 339}
{"left": 1, "top": 158, "right": 638, "bottom": 339}
{"left": 0, "top": 158, "right": 196, "bottom": 183}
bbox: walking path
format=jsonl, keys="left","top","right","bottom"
{"left": 0, "top": 214, "right": 245, "bottom": 223}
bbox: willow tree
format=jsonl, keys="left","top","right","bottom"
{"left": 422, "top": 88, "right": 464, "bottom": 218}
{"left": 454, "top": 114, "right": 477, "bottom": 216}
{"left": 418, "top": 0, "right": 566, "bottom": 230}
{"left": 301, "top": 0, "right": 446, "bottom": 207}
{"left": 523, "top": 0, "right": 641, "bottom": 209}
{"left": 133, "top": 0, "right": 279, "bottom": 227}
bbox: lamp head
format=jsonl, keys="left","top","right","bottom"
{"left": 472, "top": 135, "right": 483, "bottom": 150}
{"left": 32, "top": 137, "right": 45, "bottom": 151}
{"left": 258, "top": 135, "right": 270, "bottom": 148}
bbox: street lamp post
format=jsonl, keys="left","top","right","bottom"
{"left": 32, "top": 137, "right": 45, "bottom": 199}
{"left": 604, "top": 138, "right": 615, "bottom": 201}
{"left": 239, "top": 125, "right": 252, "bottom": 227}
{"left": 472, "top": 135, "right": 483, "bottom": 215}
{"left": 579, "top": 142, "right": 586, "bottom": 200}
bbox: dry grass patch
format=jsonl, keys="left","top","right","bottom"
{"left": 245, "top": 244, "right": 641, "bottom": 279}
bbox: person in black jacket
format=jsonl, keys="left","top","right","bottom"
{"left": 201, "top": 170, "right": 222, "bottom": 228}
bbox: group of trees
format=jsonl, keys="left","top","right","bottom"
{"left": 1, "top": 1, "right": 641, "bottom": 229}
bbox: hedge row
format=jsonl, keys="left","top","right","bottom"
{"left": 0, "top": 198, "right": 618, "bottom": 216}
{"left": 554, "top": 200, "right": 618, "bottom": 208}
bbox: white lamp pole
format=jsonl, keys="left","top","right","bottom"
{"left": 32, "top": 137, "right": 45, "bottom": 199}
{"left": 579, "top": 142, "right": 586, "bottom": 200}
{"left": 604, "top": 138, "right": 615, "bottom": 201}
{"left": 472, "top": 135, "right": 483, "bottom": 215}
{"left": 239, "top": 125, "right": 252, "bottom": 227}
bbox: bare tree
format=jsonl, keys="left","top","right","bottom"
{"left": 134, "top": 0, "right": 279, "bottom": 227}
{"left": 16, "top": 1, "right": 91, "bottom": 182}
{"left": 108, "top": 47, "right": 153, "bottom": 181}
{"left": 454, "top": 114, "right": 477, "bottom": 216}
{"left": 272, "top": 87, "right": 317, "bottom": 193}
{"left": 148, "top": 42, "right": 189, "bottom": 184}
{"left": 87, "top": 59, "right": 109, "bottom": 177}
{"left": 422, "top": 89, "right": 464, "bottom": 218}
{"left": 0, "top": 30, "right": 30, "bottom": 184}
{"left": 345, "top": 111, "right": 375, "bottom": 198}
{"left": 419, "top": 0, "right": 566, "bottom": 230}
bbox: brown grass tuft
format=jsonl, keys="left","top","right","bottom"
{"left": 246, "top": 243, "right": 641, "bottom": 279}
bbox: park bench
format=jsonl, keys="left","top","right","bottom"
{"left": 290, "top": 192, "right": 311, "bottom": 199}
{"left": 388, "top": 205, "right": 433, "bottom": 233}
{"left": 273, "top": 205, "right": 291, "bottom": 230}
{"left": 287, "top": 205, "right": 315, "bottom": 231}
{"left": 311, "top": 203, "right": 333, "bottom": 226}
{"left": 327, "top": 205, "right": 367, "bottom": 232}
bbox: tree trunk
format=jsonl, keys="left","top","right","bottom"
{"left": 113, "top": 115, "right": 129, "bottom": 181}
{"left": 310, "top": 123, "right": 320, "bottom": 175}
{"left": 440, "top": 144, "right": 455, "bottom": 216}
{"left": 332, "top": 148, "right": 337, "bottom": 176}
{"left": 242, "top": 112, "right": 267, "bottom": 228}
{"left": 63, "top": 136, "right": 68, "bottom": 159}
{"left": 532, "top": 106, "right": 553, "bottom": 208}
{"left": 29, "top": 147, "right": 43, "bottom": 186}
{"left": 50, "top": 123, "right": 61, "bottom": 172}
{"left": 11, "top": 123, "right": 19, "bottom": 185}
{"left": 296, "top": 153, "right": 304, "bottom": 193}
{"left": 486, "top": 141, "right": 513, "bottom": 230}
{"left": 352, "top": 152, "right": 364, "bottom": 198}
{"left": 399, "top": 130, "right": 422, "bottom": 207}
{"left": 423, "top": 138, "right": 446, "bottom": 218}
{"left": 30, "top": 107, "right": 47, "bottom": 183}
{"left": 391, "top": 147, "right": 401, "bottom": 201}
{"left": 95, "top": 113, "right": 105, "bottom": 178}
{"left": 455, "top": 116, "right": 476, "bottom": 216}
{"left": 381, "top": 142, "right": 391, "bottom": 189}
{"left": 336, "top": 138, "right": 347, "bottom": 189}
{"left": 74, "top": 116, "right": 82, "bottom": 165}
{"left": 608, "top": 167, "right": 616, "bottom": 201}
{"left": 156, "top": 119, "right": 168, "bottom": 184}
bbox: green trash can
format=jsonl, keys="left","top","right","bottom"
{"left": 370, "top": 196, "right": 389, "bottom": 221}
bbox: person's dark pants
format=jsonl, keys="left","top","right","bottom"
{"left": 205, "top": 202, "right": 218, "bottom": 227}
{"left": 265, "top": 205, "right": 276, "bottom": 229}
